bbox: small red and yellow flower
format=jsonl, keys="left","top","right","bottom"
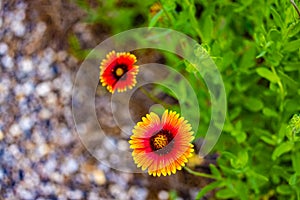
{"left": 100, "top": 51, "right": 139, "bottom": 93}
{"left": 129, "top": 110, "right": 195, "bottom": 176}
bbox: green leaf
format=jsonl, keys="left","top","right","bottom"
{"left": 231, "top": 130, "right": 247, "bottom": 143}
{"left": 285, "top": 98, "right": 300, "bottom": 112}
{"left": 185, "top": 60, "right": 198, "bottom": 73}
{"left": 250, "top": 170, "right": 269, "bottom": 182}
{"left": 169, "top": 190, "right": 178, "bottom": 200}
{"left": 288, "top": 21, "right": 300, "bottom": 38}
{"left": 244, "top": 97, "right": 264, "bottom": 112}
{"left": 268, "top": 29, "right": 282, "bottom": 42}
{"left": 228, "top": 150, "right": 248, "bottom": 169}
{"left": 270, "top": 7, "right": 284, "bottom": 29}
{"left": 199, "top": 11, "right": 213, "bottom": 43}
{"left": 256, "top": 67, "right": 279, "bottom": 83}
{"left": 149, "top": 10, "right": 164, "bottom": 27}
{"left": 289, "top": 174, "right": 300, "bottom": 186}
{"left": 239, "top": 43, "right": 256, "bottom": 69}
{"left": 283, "top": 62, "right": 300, "bottom": 72}
{"left": 283, "top": 39, "right": 300, "bottom": 52}
{"left": 209, "top": 164, "right": 222, "bottom": 179}
{"left": 262, "top": 107, "right": 278, "bottom": 117}
{"left": 278, "top": 70, "right": 299, "bottom": 91}
{"left": 266, "top": 51, "right": 283, "bottom": 66}
{"left": 256, "top": 51, "right": 267, "bottom": 58}
{"left": 178, "top": 80, "right": 187, "bottom": 103}
{"left": 260, "top": 136, "right": 276, "bottom": 145}
{"left": 272, "top": 166, "right": 292, "bottom": 181}
{"left": 195, "top": 181, "right": 223, "bottom": 200}
{"left": 272, "top": 141, "right": 294, "bottom": 160}
{"left": 216, "top": 187, "right": 237, "bottom": 199}
{"left": 292, "top": 152, "right": 300, "bottom": 174}
{"left": 276, "top": 184, "right": 294, "bottom": 195}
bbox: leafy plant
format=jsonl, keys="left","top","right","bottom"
{"left": 73, "top": 0, "right": 300, "bottom": 199}
{"left": 151, "top": 0, "right": 300, "bottom": 199}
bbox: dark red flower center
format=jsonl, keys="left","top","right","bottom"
{"left": 150, "top": 130, "right": 174, "bottom": 154}
{"left": 113, "top": 64, "right": 128, "bottom": 80}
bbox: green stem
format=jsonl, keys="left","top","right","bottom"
{"left": 290, "top": 0, "right": 300, "bottom": 18}
{"left": 271, "top": 66, "right": 285, "bottom": 111}
{"left": 158, "top": 0, "right": 174, "bottom": 24}
{"left": 185, "top": 0, "right": 203, "bottom": 40}
{"left": 138, "top": 87, "right": 173, "bottom": 109}
{"left": 184, "top": 166, "right": 221, "bottom": 180}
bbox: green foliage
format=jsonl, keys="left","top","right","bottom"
{"left": 74, "top": 0, "right": 300, "bottom": 199}
{"left": 151, "top": 0, "right": 300, "bottom": 199}
{"left": 74, "top": 0, "right": 155, "bottom": 33}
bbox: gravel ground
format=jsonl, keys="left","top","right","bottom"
{"left": 0, "top": 1, "right": 211, "bottom": 199}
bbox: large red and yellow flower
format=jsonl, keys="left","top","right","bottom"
{"left": 100, "top": 51, "right": 139, "bottom": 93}
{"left": 129, "top": 110, "right": 195, "bottom": 176}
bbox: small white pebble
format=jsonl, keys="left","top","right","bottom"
{"left": 92, "top": 169, "right": 106, "bottom": 185}
{"left": 57, "top": 194, "right": 67, "bottom": 200}
{"left": 88, "top": 191, "right": 99, "bottom": 200}
{"left": 14, "top": 84, "right": 23, "bottom": 97}
{"left": 61, "top": 158, "right": 79, "bottom": 175}
{"left": 45, "top": 92, "right": 57, "bottom": 105}
{"left": 39, "top": 109, "right": 52, "bottom": 119}
{"left": 109, "top": 184, "right": 126, "bottom": 199}
{"left": 15, "top": 9, "right": 26, "bottom": 21}
{"left": 61, "top": 77, "right": 72, "bottom": 94}
{"left": 1, "top": 55, "right": 14, "bottom": 69}
{"left": 158, "top": 190, "right": 169, "bottom": 200}
{"left": 39, "top": 183, "right": 55, "bottom": 196}
{"left": 57, "top": 51, "right": 67, "bottom": 62}
{"left": 38, "top": 60, "right": 51, "bottom": 79}
{"left": 9, "top": 144, "right": 21, "bottom": 159}
{"left": 36, "top": 144, "right": 50, "bottom": 157}
{"left": 19, "top": 58, "right": 34, "bottom": 72}
{"left": 9, "top": 124, "right": 22, "bottom": 137}
{"left": 51, "top": 172, "right": 63, "bottom": 183}
{"left": 129, "top": 186, "right": 149, "bottom": 200}
{"left": 36, "top": 82, "right": 51, "bottom": 97}
{"left": 11, "top": 20, "right": 26, "bottom": 37}
{"left": 103, "top": 137, "right": 116, "bottom": 151}
{"left": 117, "top": 140, "right": 129, "bottom": 151}
{"left": 0, "top": 130, "right": 4, "bottom": 141}
{"left": 43, "top": 47, "right": 56, "bottom": 63}
{"left": 17, "top": 189, "right": 35, "bottom": 200}
{"left": 95, "top": 149, "right": 107, "bottom": 159}
{"left": 0, "top": 169, "right": 4, "bottom": 180}
{"left": 19, "top": 116, "right": 34, "bottom": 131}
{"left": 66, "top": 190, "right": 83, "bottom": 199}
{"left": 55, "top": 127, "right": 73, "bottom": 146}
{"left": 109, "top": 154, "right": 120, "bottom": 165}
{"left": 0, "top": 43, "right": 8, "bottom": 55}
{"left": 22, "top": 82, "right": 34, "bottom": 96}
{"left": 15, "top": 1, "right": 27, "bottom": 9}
{"left": 24, "top": 171, "right": 40, "bottom": 187}
{"left": 36, "top": 22, "right": 47, "bottom": 34}
{"left": 44, "top": 159, "right": 57, "bottom": 173}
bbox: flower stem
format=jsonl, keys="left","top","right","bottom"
{"left": 184, "top": 166, "right": 221, "bottom": 180}
{"left": 271, "top": 66, "right": 285, "bottom": 112}
{"left": 185, "top": 0, "right": 203, "bottom": 40}
{"left": 290, "top": 0, "right": 300, "bottom": 18}
{"left": 158, "top": 0, "right": 174, "bottom": 24}
{"left": 139, "top": 87, "right": 173, "bottom": 109}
